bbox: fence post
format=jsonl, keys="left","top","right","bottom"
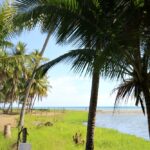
{"left": 18, "top": 128, "right": 31, "bottom": 150}
{"left": 4, "top": 124, "right": 11, "bottom": 138}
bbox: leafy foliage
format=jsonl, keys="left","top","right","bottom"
{"left": 0, "top": 42, "right": 50, "bottom": 113}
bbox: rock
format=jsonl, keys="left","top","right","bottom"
{"left": 44, "top": 122, "right": 53, "bottom": 126}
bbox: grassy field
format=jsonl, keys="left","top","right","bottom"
{"left": 0, "top": 110, "right": 150, "bottom": 150}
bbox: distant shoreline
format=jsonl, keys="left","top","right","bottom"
{"left": 31, "top": 106, "right": 142, "bottom": 110}
{"left": 33, "top": 106, "right": 143, "bottom": 114}
{"left": 97, "top": 109, "right": 143, "bottom": 114}
{"left": 0, "top": 106, "right": 143, "bottom": 114}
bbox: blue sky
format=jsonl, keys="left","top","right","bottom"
{"left": 0, "top": 0, "right": 136, "bottom": 107}
{"left": 11, "top": 27, "right": 135, "bottom": 107}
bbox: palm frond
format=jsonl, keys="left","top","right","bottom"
{"left": 113, "top": 78, "right": 145, "bottom": 114}
{"left": 13, "top": 0, "right": 80, "bottom": 33}
{"left": 0, "top": 1, "right": 17, "bottom": 41}
{"left": 35, "top": 48, "right": 96, "bottom": 78}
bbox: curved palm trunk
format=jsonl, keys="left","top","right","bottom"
{"left": 10, "top": 84, "right": 15, "bottom": 113}
{"left": 28, "top": 97, "right": 33, "bottom": 113}
{"left": 31, "top": 95, "right": 37, "bottom": 112}
{"left": 142, "top": 82, "right": 150, "bottom": 138}
{"left": 86, "top": 66, "right": 100, "bottom": 150}
{"left": 10, "top": 102, "right": 13, "bottom": 113}
{"left": 6, "top": 103, "right": 11, "bottom": 114}
{"left": 18, "top": 30, "right": 51, "bottom": 128}
{"left": 3, "top": 102, "right": 6, "bottom": 112}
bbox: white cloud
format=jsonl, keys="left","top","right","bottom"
{"left": 35, "top": 75, "right": 135, "bottom": 107}
{"left": 36, "top": 75, "right": 91, "bottom": 107}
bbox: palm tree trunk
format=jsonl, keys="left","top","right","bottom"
{"left": 17, "top": 101, "right": 20, "bottom": 112}
{"left": 6, "top": 103, "right": 11, "bottom": 114}
{"left": 3, "top": 102, "right": 6, "bottom": 112}
{"left": 31, "top": 95, "right": 37, "bottom": 112}
{"left": 28, "top": 98, "right": 32, "bottom": 113}
{"left": 142, "top": 82, "right": 150, "bottom": 138}
{"left": 10, "top": 102, "right": 13, "bottom": 113}
{"left": 86, "top": 66, "right": 100, "bottom": 150}
{"left": 26, "top": 97, "right": 30, "bottom": 112}
{"left": 18, "top": 30, "right": 51, "bottom": 128}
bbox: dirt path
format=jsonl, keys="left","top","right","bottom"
{"left": 0, "top": 114, "right": 18, "bottom": 131}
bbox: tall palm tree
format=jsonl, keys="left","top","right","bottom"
{"left": 13, "top": 0, "right": 53, "bottom": 128}
{"left": 14, "top": 0, "right": 150, "bottom": 148}
{"left": 0, "top": 2, "right": 23, "bottom": 109}
{"left": 110, "top": 0, "right": 150, "bottom": 138}
{"left": 0, "top": 41, "right": 32, "bottom": 113}
{"left": 17, "top": 30, "right": 51, "bottom": 128}
{"left": 8, "top": 42, "right": 27, "bottom": 113}
{"left": 0, "top": 50, "right": 11, "bottom": 112}
{"left": 112, "top": 39, "right": 150, "bottom": 134}
{"left": 36, "top": 47, "right": 124, "bottom": 149}
{"left": 14, "top": 1, "right": 117, "bottom": 149}
{"left": 28, "top": 76, "right": 50, "bottom": 111}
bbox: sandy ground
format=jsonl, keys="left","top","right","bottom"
{"left": 97, "top": 109, "right": 143, "bottom": 114}
{"left": 0, "top": 111, "right": 62, "bottom": 131}
{"left": 0, "top": 114, "right": 18, "bottom": 131}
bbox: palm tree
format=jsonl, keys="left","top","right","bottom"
{"left": 8, "top": 42, "right": 27, "bottom": 113}
{"left": 0, "top": 2, "right": 22, "bottom": 110}
{"left": 0, "top": 1, "right": 16, "bottom": 48}
{"left": 109, "top": 0, "right": 150, "bottom": 138}
{"left": 0, "top": 50, "right": 11, "bottom": 112}
{"left": 112, "top": 41, "right": 150, "bottom": 135}
{"left": 0, "top": 41, "right": 34, "bottom": 113}
{"left": 36, "top": 46, "right": 124, "bottom": 149}
{"left": 28, "top": 76, "right": 50, "bottom": 111}
{"left": 12, "top": 0, "right": 53, "bottom": 128}
{"left": 13, "top": 0, "right": 150, "bottom": 148}
{"left": 14, "top": 1, "right": 117, "bottom": 149}
{"left": 17, "top": 30, "right": 51, "bottom": 128}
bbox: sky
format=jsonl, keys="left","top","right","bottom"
{"left": 11, "top": 27, "right": 136, "bottom": 107}
{"left": 0, "top": 0, "right": 137, "bottom": 107}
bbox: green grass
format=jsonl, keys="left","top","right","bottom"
{"left": 0, "top": 111, "right": 150, "bottom": 150}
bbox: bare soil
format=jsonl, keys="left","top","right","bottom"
{"left": 0, "top": 111, "right": 62, "bottom": 131}
{"left": 0, "top": 114, "right": 18, "bottom": 131}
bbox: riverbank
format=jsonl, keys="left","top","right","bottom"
{"left": 0, "top": 110, "right": 150, "bottom": 150}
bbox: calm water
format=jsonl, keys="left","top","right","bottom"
{"left": 31, "top": 106, "right": 149, "bottom": 140}
{"left": 96, "top": 112, "right": 149, "bottom": 140}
